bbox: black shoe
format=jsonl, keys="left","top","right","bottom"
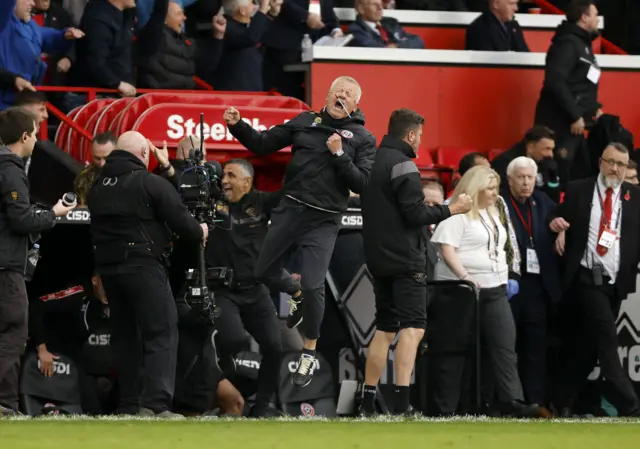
{"left": 292, "top": 353, "right": 316, "bottom": 387}
{"left": 249, "top": 404, "right": 284, "bottom": 418}
{"left": 500, "top": 400, "right": 542, "bottom": 418}
{"left": 286, "top": 295, "right": 304, "bottom": 329}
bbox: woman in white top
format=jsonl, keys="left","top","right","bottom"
{"left": 431, "top": 165, "right": 540, "bottom": 417}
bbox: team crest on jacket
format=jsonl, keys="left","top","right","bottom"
{"left": 340, "top": 130, "right": 353, "bottom": 139}
{"left": 245, "top": 206, "right": 257, "bottom": 217}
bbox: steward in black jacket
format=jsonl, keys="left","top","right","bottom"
{"left": 88, "top": 140, "right": 204, "bottom": 416}
{"left": 362, "top": 135, "right": 461, "bottom": 277}
{"left": 534, "top": 19, "right": 601, "bottom": 138}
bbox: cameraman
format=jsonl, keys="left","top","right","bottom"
{"left": 207, "top": 159, "right": 301, "bottom": 417}
{"left": 88, "top": 131, "right": 208, "bottom": 418}
{"left": 0, "top": 108, "right": 76, "bottom": 416}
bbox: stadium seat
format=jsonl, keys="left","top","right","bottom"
{"left": 436, "top": 147, "right": 478, "bottom": 169}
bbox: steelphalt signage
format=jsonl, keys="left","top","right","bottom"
{"left": 56, "top": 207, "right": 364, "bottom": 230}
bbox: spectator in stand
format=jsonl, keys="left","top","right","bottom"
{"left": 214, "top": 0, "right": 282, "bottom": 91}
{"left": 465, "top": 0, "right": 529, "bottom": 52}
{"left": 74, "top": 132, "right": 117, "bottom": 206}
{"left": 534, "top": 0, "right": 602, "bottom": 185}
{"left": 0, "top": 69, "right": 35, "bottom": 92}
{"left": 13, "top": 91, "right": 48, "bottom": 128}
{"left": 625, "top": 160, "right": 639, "bottom": 186}
{"left": 492, "top": 126, "right": 562, "bottom": 203}
{"left": 262, "top": 0, "right": 343, "bottom": 99}
{"left": 32, "top": 0, "right": 76, "bottom": 84}
{"left": 73, "top": 0, "right": 137, "bottom": 97}
{"left": 347, "top": 0, "right": 424, "bottom": 49}
{"left": 137, "top": 0, "right": 226, "bottom": 89}
{"left": 0, "top": 0, "right": 84, "bottom": 110}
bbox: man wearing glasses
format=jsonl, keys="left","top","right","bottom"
{"left": 547, "top": 142, "right": 640, "bottom": 417}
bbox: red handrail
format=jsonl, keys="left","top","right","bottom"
{"left": 194, "top": 76, "right": 214, "bottom": 90}
{"left": 531, "top": 0, "right": 628, "bottom": 55}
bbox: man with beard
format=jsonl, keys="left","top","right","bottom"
{"left": 549, "top": 142, "right": 640, "bottom": 417}
{"left": 223, "top": 76, "right": 376, "bottom": 387}
{"left": 492, "top": 126, "right": 561, "bottom": 202}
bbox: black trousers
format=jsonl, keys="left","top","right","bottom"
{"left": 255, "top": 197, "right": 341, "bottom": 340}
{"left": 0, "top": 271, "right": 28, "bottom": 411}
{"left": 509, "top": 274, "right": 549, "bottom": 405}
{"left": 101, "top": 264, "right": 178, "bottom": 414}
{"left": 554, "top": 133, "right": 591, "bottom": 185}
{"left": 215, "top": 285, "right": 282, "bottom": 405}
{"left": 554, "top": 267, "right": 640, "bottom": 415}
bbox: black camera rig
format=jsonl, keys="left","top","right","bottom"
{"left": 178, "top": 113, "right": 228, "bottom": 324}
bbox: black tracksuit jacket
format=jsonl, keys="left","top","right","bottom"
{"left": 228, "top": 109, "right": 377, "bottom": 213}
{"left": 362, "top": 135, "right": 451, "bottom": 277}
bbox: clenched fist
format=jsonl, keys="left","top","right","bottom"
{"left": 326, "top": 133, "right": 343, "bottom": 154}
{"left": 450, "top": 193, "right": 473, "bottom": 215}
{"left": 223, "top": 107, "right": 241, "bottom": 126}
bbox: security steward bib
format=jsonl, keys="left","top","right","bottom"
{"left": 89, "top": 170, "right": 171, "bottom": 272}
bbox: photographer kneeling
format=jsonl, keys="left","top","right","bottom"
{"left": 206, "top": 159, "right": 301, "bottom": 417}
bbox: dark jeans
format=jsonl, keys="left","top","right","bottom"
{"left": 0, "top": 271, "right": 28, "bottom": 411}
{"left": 255, "top": 197, "right": 341, "bottom": 340}
{"left": 101, "top": 264, "right": 178, "bottom": 414}
{"left": 215, "top": 285, "right": 283, "bottom": 405}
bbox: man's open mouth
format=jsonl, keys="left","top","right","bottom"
{"left": 334, "top": 99, "right": 345, "bottom": 109}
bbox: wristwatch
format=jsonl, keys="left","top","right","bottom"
{"left": 334, "top": 149, "right": 344, "bottom": 157}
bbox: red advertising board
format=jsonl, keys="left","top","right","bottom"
{"left": 132, "top": 104, "right": 304, "bottom": 154}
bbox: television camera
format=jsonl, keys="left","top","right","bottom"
{"left": 177, "top": 113, "right": 229, "bottom": 324}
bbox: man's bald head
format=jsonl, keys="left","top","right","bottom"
{"left": 176, "top": 136, "right": 207, "bottom": 162}
{"left": 117, "top": 131, "right": 150, "bottom": 167}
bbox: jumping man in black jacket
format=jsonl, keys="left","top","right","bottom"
{"left": 88, "top": 131, "right": 207, "bottom": 417}
{"left": 223, "top": 76, "right": 376, "bottom": 387}
{"left": 0, "top": 108, "right": 76, "bottom": 416}
{"left": 360, "top": 109, "right": 472, "bottom": 415}
{"left": 534, "top": 0, "right": 602, "bottom": 184}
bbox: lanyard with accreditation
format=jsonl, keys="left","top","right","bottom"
{"left": 509, "top": 195, "right": 540, "bottom": 274}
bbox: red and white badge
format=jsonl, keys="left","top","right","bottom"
{"left": 340, "top": 130, "right": 353, "bottom": 139}
{"left": 598, "top": 228, "right": 617, "bottom": 249}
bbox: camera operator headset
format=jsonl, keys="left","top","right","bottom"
{"left": 0, "top": 107, "right": 77, "bottom": 416}
{"left": 205, "top": 158, "right": 303, "bottom": 417}
{"left": 87, "top": 131, "right": 208, "bottom": 418}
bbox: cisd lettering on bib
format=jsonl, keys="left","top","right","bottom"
{"left": 37, "top": 360, "right": 71, "bottom": 375}
{"left": 235, "top": 359, "right": 261, "bottom": 370}
{"left": 341, "top": 215, "right": 363, "bottom": 227}
{"left": 88, "top": 334, "right": 111, "bottom": 346}
{"left": 65, "top": 210, "right": 90, "bottom": 221}
{"left": 166, "top": 115, "right": 291, "bottom": 142}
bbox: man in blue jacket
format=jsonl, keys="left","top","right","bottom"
{"left": 0, "top": 0, "right": 84, "bottom": 110}
{"left": 348, "top": 0, "right": 424, "bottom": 49}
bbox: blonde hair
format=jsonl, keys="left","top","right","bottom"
{"left": 450, "top": 165, "right": 500, "bottom": 219}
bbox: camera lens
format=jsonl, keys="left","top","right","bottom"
{"left": 62, "top": 192, "right": 77, "bottom": 207}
